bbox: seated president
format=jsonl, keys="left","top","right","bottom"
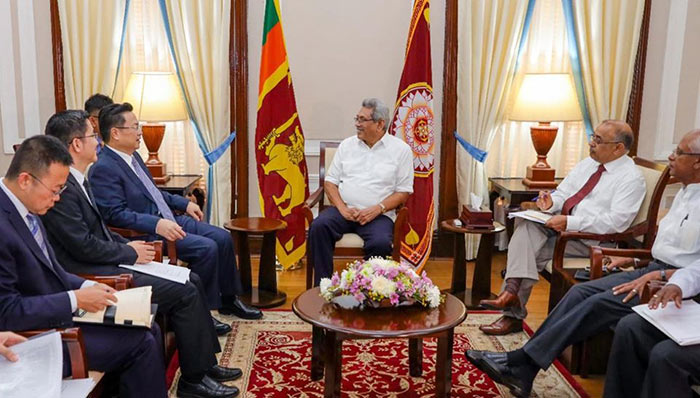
{"left": 308, "top": 98, "right": 414, "bottom": 285}
{"left": 0, "top": 136, "right": 166, "bottom": 397}
{"left": 88, "top": 102, "right": 261, "bottom": 320}
{"left": 466, "top": 129, "right": 700, "bottom": 398}
{"left": 41, "top": 110, "right": 240, "bottom": 398}
{"left": 479, "top": 120, "right": 646, "bottom": 335}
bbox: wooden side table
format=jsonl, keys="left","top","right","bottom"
{"left": 293, "top": 288, "right": 467, "bottom": 398}
{"left": 224, "top": 217, "right": 287, "bottom": 308}
{"left": 439, "top": 219, "right": 505, "bottom": 309}
{"left": 488, "top": 177, "right": 562, "bottom": 238}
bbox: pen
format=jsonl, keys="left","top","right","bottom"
{"left": 532, "top": 190, "right": 556, "bottom": 201}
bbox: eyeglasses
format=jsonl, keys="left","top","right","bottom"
{"left": 671, "top": 148, "right": 700, "bottom": 157}
{"left": 114, "top": 124, "right": 142, "bottom": 132}
{"left": 353, "top": 116, "right": 375, "bottom": 124}
{"left": 28, "top": 173, "right": 66, "bottom": 196}
{"left": 590, "top": 136, "right": 622, "bottom": 145}
{"left": 76, "top": 133, "right": 99, "bottom": 141}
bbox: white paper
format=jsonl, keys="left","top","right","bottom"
{"left": 470, "top": 192, "right": 483, "bottom": 210}
{"left": 61, "top": 378, "right": 95, "bottom": 398}
{"left": 633, "top": 300, "right": 700, "bottom": 346}
{"left": 119, "top": 261, "right": 190, "bottom": 284}
{"left": 507, "top": 210, "right": 553, "bottom": 224}
{"left": 0, "top": 331, "right": 62, "bottom": 398}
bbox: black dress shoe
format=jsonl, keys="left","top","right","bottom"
{"left": 212, "top": 316, "right": 232, "bottom": 336}
{"left": 219, "top": 297, "right": 262, "bottom": 319}
{"left": 177, "top": 375, "right": 239, "bottom": 398}
{"left": 465, "top": 350, "right": 535, "bottom": 398}
{"left": 207, "top": 365, "right": 242, "bottom": 382}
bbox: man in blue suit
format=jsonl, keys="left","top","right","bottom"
{"left": 0, "top": 135, "right": 167, "bottom": 397}
{"left": 89, "top": 102, "right": 261, "bottom": 319}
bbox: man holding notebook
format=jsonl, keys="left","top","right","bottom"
{"left": 479, "top": 120, "right": 646, "bottom": 335}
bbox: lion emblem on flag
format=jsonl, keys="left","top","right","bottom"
{"left": 392, "top": 86, "right": 434, "bottom": 176}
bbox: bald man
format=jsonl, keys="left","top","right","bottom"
{"left": 479, "top": 120, "right": 647, "bottom": 335}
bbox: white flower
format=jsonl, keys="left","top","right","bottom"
{"left": 319, "top": 278, "right": 333, "bottom": 300}
{"left": 371, "top": 276, "right": 396, "bottom": 297}
{"left": 427, "top": 286, "right": 441, "bottom": 308}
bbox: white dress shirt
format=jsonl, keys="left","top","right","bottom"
{"left": 0, "top": 179, "right": 94, "bottom": 312}
{"left": 652, "top": 183, "right": 700, "bottom": 273}
{"left": 70, "top": 167, "right": 92, "bottom": 205}
{"left": 548, "top": 155, "right": 646, "bottom": 234}
{"left": 668, "top": 268, "right": 700, "bottom": 298}
{"left": 326, "top": 133, "right": 414, "bottom": 220}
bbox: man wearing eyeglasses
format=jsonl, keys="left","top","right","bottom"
{"left": 308, "top": 98, "right": 414, "bottom": 285}
{"left": 84, "top": 93, "right": 113, "bottom": 152}
{"left": 466, "top": 129, "right": 700, "bottom": 398}
{"left": 88, "top": 103, "right": 262, "bottom": 324}
{"left": 478, "top": 120, "right": 647, "bottom": 336}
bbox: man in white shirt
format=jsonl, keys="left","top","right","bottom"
{"left": 309, "top": 98, "right": 414, "bottom": 285}
{"left": 604, "top": 129, "right": 700, "bottom": 398}
{"left": 479, "top": 120, "right": 646, "bottom": 335}
{"left": 465, "top": 129, "right": 700, "bottom": 398}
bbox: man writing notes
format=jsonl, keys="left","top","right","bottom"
{"left": 308, "top": 98, "right": 413, "bottom": 285}
{"left": 42, "top": 110, "right": 240, "bottom": 398}
{"left": 478, "top": 120, "right": 646, "bottom": 335}
{"left": 466, "top": 129, "right": 700, "bottom": 398}
{"left": 89, "top": 102, "right": 261, "bottom": 320}
{"left": 0, "top": 136, "right": 166, "bottom": 397}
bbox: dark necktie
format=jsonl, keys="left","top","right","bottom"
{"left": 561, "top": 164, "right": 606, "bottom": 216}
{"left": 83, "top": 178, "right": 113, "bottom": 242}
{"left": 130, "top": 156, "right": 176, "bottom": 221}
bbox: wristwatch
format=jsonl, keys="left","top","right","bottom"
{"left": 379, "top": 203, "right": 387, "bottom": 213}
{"left": 660, "top": 269, "right": 667, "bottom": 281}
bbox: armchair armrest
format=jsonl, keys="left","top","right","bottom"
{"left": 18, "top": 327, "right": 88, "bottom": 378}
{"left": 589, "top": 247, "right": 654, "bottom": 280}
{"left": 641, "top": 280, "right": 668, "bottom": 304}
{"left": 77, "top": 273, "right": 134, "bottom": 291}
{"left": 109, "top": 226, "right": 177, "bottom": 265}
{"left": 305, "top": 186, "right": 323, "bottom": 209}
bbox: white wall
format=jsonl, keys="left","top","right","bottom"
{"left": 0, "top": 0, "right": 55, "bottom": 173}
{"left": 246, "top": 0, "right": 445, "bottom": 216}
{"left": 638, "top": 0, "right": 700, "bottom": 160}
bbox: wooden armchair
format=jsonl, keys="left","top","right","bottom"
{"left": 302, "top": 141, "right": 409, "bottom": 289}
{"left": 547, "top": 157, "right": 670, "bottom": 311}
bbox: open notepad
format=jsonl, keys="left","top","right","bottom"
{"left": 507, "top": 210, "right": 552, "bottom": 224}
{"left": 119, "top": 261, "right": 190, "bottom": 284}
{"left": 633, "top": 300, "right": 700, "bottom": 346}
{"left": 73, "top": 286, "right": 156, "bottom": 328}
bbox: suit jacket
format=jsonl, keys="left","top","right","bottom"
{"left": 89, "top": 146, "right": 189, "bottom": 236}
{"left": 41, "top": 173, "right": 138, "bottom": 275}
{"left": 0, "top": 188, "right": 85, "bottom": 331}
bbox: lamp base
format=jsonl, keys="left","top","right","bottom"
{"left": 523, "top": 165, "right": 557, "bottom": 189}
{"left": 147, "top": 163, "right": 171, "bottom": 184}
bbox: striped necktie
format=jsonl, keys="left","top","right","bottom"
{"left": 130, "top": 156, "right": 176, "bottom": 221}
{"left": 26, "top": 213, "right": 51, "bottom": 263}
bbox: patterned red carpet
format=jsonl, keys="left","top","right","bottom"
{"left": 168, "top": 310, "right": 588, "bottom": 397}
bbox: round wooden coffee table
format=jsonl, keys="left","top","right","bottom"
{"left": 224, "top": 217, "right": 287, "bottom": 308}
{"left": 292, "top": 288, "right": 467, "bottom": 398}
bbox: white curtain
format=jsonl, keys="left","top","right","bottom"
{"left": 160, "top": 0, "right": 232, "bottom": 227}
{"left": 573, "top": 0, "right": 645, "bottom": 125}
{"left": 456, "top": 1, "right": 529, "bottom": 257}
{"left": 112, "top": 0, "right": 207, "bottom": 180}
{"left": 58, "top": 0, "right": 127, "bottom": 109}
{"left": 486, "top": 0, "right": 588, "bottom": 181}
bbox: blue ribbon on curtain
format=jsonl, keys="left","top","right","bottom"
{"left": 454, "top": 131, "right": 488, "bottom": 163}
{"left": 515, "top": 0, "right": 537, "bottom": 69}
{"left": 561, "top": 0, "right": 594, "bottom": 139}
{"left": 158, "top": 0, "right": 231, "bottom": 222}
{"left": 111, "top": 0, "right": 131, "bottom": 98}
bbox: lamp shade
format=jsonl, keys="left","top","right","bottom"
{"left": 509, "top": 73, "right": 582, "bottom": 122}
{"left": 122, "top": 72, "right": 188, "bottom": 122}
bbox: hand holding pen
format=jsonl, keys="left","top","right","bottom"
{"left": 535, "top": 190, "right": 555, "bottom": 211}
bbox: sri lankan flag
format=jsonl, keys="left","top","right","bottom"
{"left": 390, "top": 0, "right": 435, "bottom": 272}
{"left": 255, "top": 0, "right": 309, "bottom": 269}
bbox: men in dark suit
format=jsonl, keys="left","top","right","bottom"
{"left": 84, "top": 93, "right": 113, "bottom": 151}
{"left": 0, "top": 135, "right": 166, "bottom": 397}
{"left": 41, "top": 110, "right": 240, "bottom": 398}
{"left": 89, "top": 102, "right": 261, "bottom": 320}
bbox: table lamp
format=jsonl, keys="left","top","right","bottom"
{"left": 122, "top": 71, "right": 188, "bottom": 183}
{"left": 509, "top": 73, "right": 582, "bottom": 188}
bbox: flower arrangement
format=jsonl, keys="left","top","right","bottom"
{"left": 319, "top": 257, "right": 444, "bottom": 309}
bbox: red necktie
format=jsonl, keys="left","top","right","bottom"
{"left": 561, "top": 164, "right": 606, "bottom": 216}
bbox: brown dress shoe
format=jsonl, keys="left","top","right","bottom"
{"left": 479, "top": 290, "right": 520, "bottom": 310}
{"left": 479, "top": 316, "right": 523, "bottom": 335}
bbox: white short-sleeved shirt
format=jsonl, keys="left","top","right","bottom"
{"left": 652, "top": 183, "right": 700, "bottom": 271}
{"left": 326, "top": 133, "right": 414, "bottom": 220}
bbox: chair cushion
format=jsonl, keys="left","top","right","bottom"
{"left": 544, "top": 257, "right": 590, "bottom": 273}
{"left": 336, "top": 233, "right": 364, "bottom": 248}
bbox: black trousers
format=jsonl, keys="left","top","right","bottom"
{"left": 604, "top": 313, "right": 700, "bottom": 398}
{"left": 522, "top": 261, "right": 673, "bottom": 369}
{"left": 308, "top": 206, "right": 394, "bottom": 286}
